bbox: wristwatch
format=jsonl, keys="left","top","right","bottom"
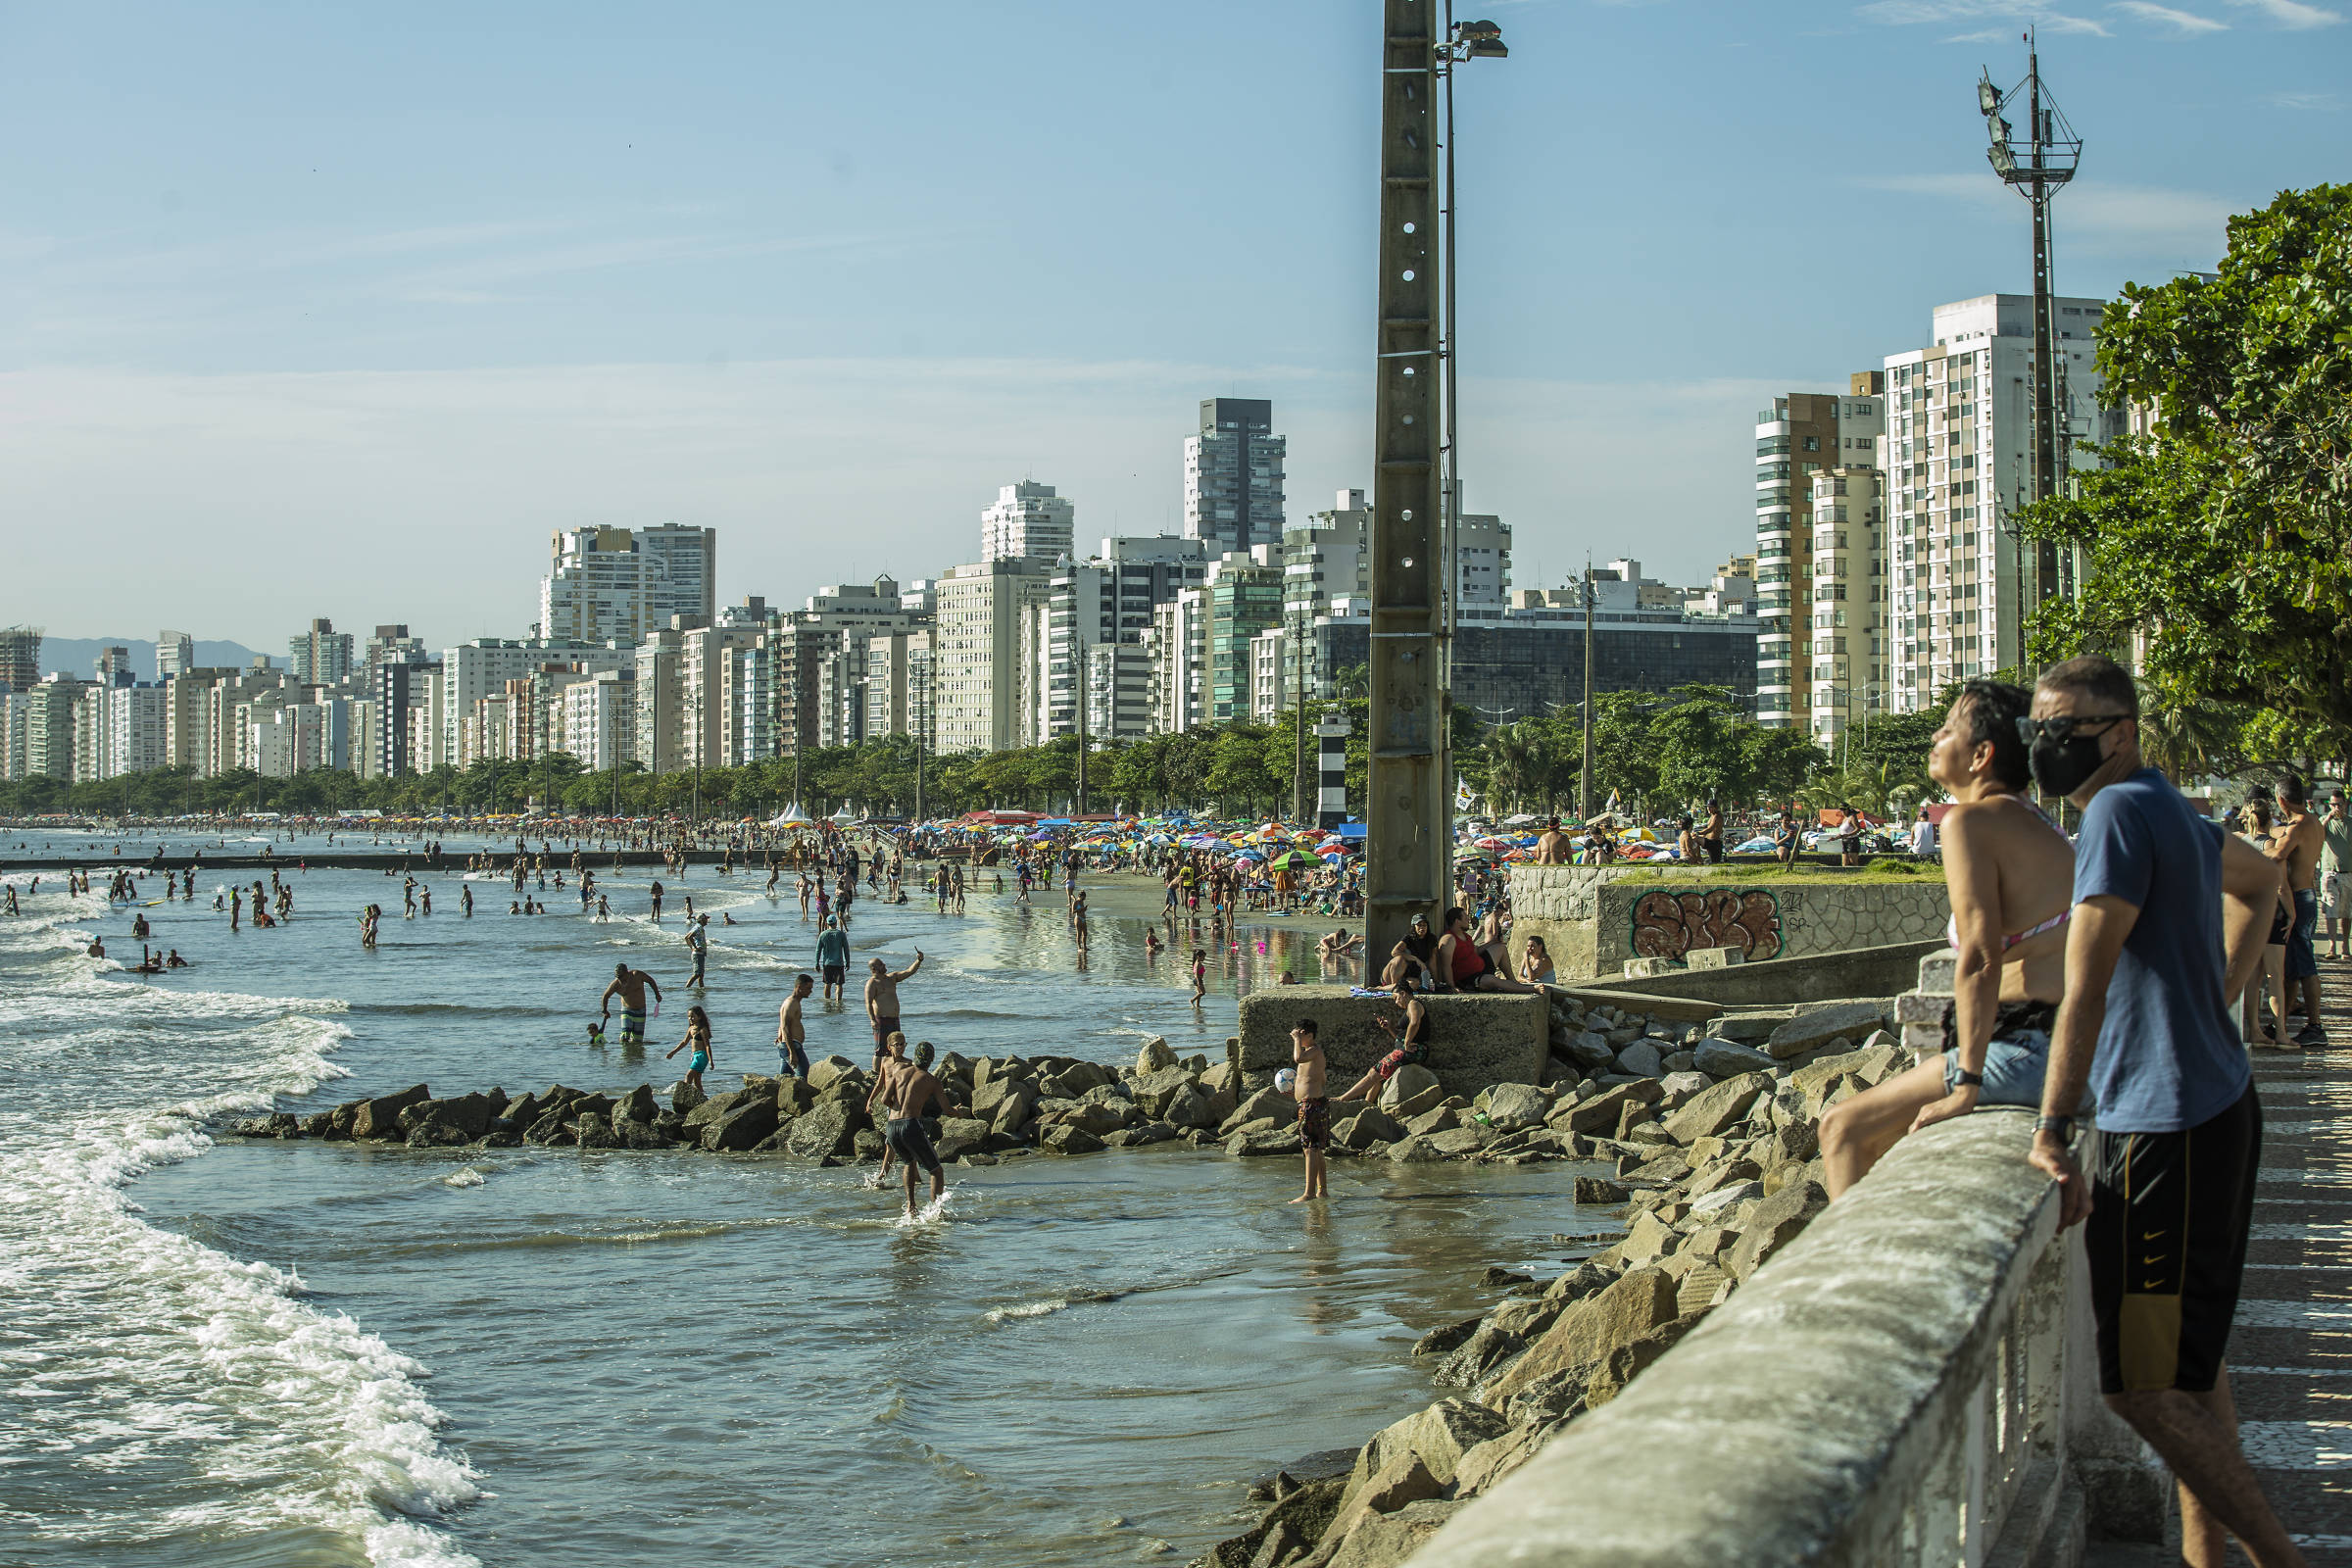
{"left": 1952, "top": 1068, "right": 1984, "bottom": 1088}
{"left": 2034, "top": 1114, "right": 2077, "bottom": 1146}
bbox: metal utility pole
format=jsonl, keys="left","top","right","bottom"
{"left": 1075, "top": 650, "right": 1088, "bottom": 815}
{"left": 1579, "top": 557, "right": 1594, "bottom": 821}
{"left": 1293, "top": 611, "right": 1311, "bottom": 824}
{"left": 1979, "top": 31, "right": 2080, "bottom": 621}
{"left": 1366, "top": 0, "right": 1448, "bottom": 960}
{"left": 1435, "top": 12, "right": 1505, "bottom": 812}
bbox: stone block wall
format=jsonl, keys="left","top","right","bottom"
{"left": 1506, "top": 864, "right": 1950, "bottom": 984}
{"left": 1236, "top": 986, "right": 1547, "bottom": 1100}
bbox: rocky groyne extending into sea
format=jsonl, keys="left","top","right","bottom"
{"left": 227, "top": 986, "right": 1917, "bottom": 1568}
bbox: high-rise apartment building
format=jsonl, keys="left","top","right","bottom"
{"left": 0, "top": 626, "right": 42, "bottom": 695}
{"left": 1883, "top": 294, "right": 2118, "bottom": 708}
{"left": 1805, "top": 466, "right": 1886, "bottom": 747}
{"left": 440, "top": 638, "right": 631, "bottom": 770}
{"left": 538, "top": 524, "right": 717, "bottom": 646}
{"left": 157, "top": 631, "right": 196, "bottom": 681}
{"left": 289, "top": 619, "right": 356, "bottom": 686}
{"left": 1038, "top": 536, "right": 1207, "bottom": 742}
{"left": 1753, "top": 381, "right": 1885, "bottom": 727}
{"left": 562, "top": 668, "right": 638, "bottom": 772}
{"left": 980, "top": 481, "right": 1075, "bottom": 564}
{"left": 373, "top": 660, "right": 440, "bottom": 778}
{"left": 863, "top": 629, "right": 937, "bottom": 746}
{"left": 1183, "top": 398, "right": 1286, "bottom": 556}
{"left": 365, "top": 624, "right": 427, "bottom": 674}
{"left": 935, "top": 560, "right": 1054, "bottom": 754}
{"left": 1206, "top": 550, "right": 1285, "bottom": 722}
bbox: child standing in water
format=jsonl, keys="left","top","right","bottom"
{"left": 666, "top": 1005, "right": 713, "bottom": 1094}
{"left": 1190, "top": 948, "right": 1208, "bottom": 1004}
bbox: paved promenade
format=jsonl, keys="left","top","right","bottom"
{"left": 2090, "top": 952, "right": 2352, "bottom": 1565}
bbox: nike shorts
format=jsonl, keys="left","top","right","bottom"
{"left": 2085, "top": 1084, "right": 2261, "bottom": 1395}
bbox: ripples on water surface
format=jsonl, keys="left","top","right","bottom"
{"left": 0, "top": 847, "right": 1605, "bottom": 1565}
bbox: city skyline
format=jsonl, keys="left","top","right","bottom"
{"left": 6, "top": 1, "right": 2346, "bottom": 647}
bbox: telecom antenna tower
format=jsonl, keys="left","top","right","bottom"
{"left": 1977, "top": 30, "right": 2082, "bottom": 611}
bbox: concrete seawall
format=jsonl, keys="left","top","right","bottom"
{"left": 1508, "top": 865, "right": 1950, "bottom": 984}
{"left": 1235, "top": 988, "right": 1548, "bottom": 1100}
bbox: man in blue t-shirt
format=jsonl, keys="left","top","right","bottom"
{"left": 2028, "top": 656, "right": 2301, "bottom": 1568}
{"left": 814, "top": 916, "right": 851, "bottom": 1004}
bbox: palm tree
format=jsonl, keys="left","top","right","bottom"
{"left": 2135, "top": 692, "right": 2241, "bottom": 784}
{"left": 1334, "top": 663, "right": 1371, "bottom": 701}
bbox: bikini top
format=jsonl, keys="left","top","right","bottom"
{"left": 1943, "top": 793, "right": 2073, "bottom": 953}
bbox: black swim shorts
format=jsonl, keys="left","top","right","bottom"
{"left": 885, "top": 1116, "right": 941, "bottom": 1175}
{"left": 2085, "top": 1084, "right": 2261, "bottom": 1396}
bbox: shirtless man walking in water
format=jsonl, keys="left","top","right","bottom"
{"left": 868, "top": 1033, "right": 960, "bottom": 1218}
{"left": 599, "top": 962, "right": 663, "bottom": 1046}
{"left": 864, "top": 950, "right": 925, "bottom": 1056}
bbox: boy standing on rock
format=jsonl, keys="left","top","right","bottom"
{"left": 1289, "top": 1018, "right": 1329, "bottom": 1204}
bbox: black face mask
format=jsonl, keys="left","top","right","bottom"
{"left": 2028, "top": 733, "right": 2107, "bottom": 798}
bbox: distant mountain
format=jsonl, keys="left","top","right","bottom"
{"left": 38, "top": 637, "right": 281, "bottom": 681}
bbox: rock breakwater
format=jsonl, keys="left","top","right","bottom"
{"left": 1194, "top": 993, "right": 1916, "bottom": 1568}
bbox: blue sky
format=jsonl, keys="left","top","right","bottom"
{"left": 3, "top": 0, "right": 2344, "bottom": 651}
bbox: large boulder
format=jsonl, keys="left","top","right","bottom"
{"left": 786, "top": 1102, "right": 862, "bottom": 1159}
{"left": 1225, "top": 1126, "right": 1303, "bottom": 1157}
{"left": 774, "top": 1077, "right": 818, "bottom": 1119}
{"left": 1726, "top": 1177, "right": 1829, "bottom": 1281}
{"left": 1661, "top": 1071, "right": 1772, "bottom": 1144}
{"left": 1041, "top": 1123, "right": 1107, "bottom": 1155}
{"left": 617, "top": 1116, "right": 675, "bottom": 1151}
{"left": 1337, "top": 1104, "right": 1406, "bottom": 1150}
{"left": 1130, "top": 1066, "right": 1197, "bottom": 1117}
{"left": 684, "top": 1089, "right": 757, "bottom": 1130}
{"left": 1161, "top": 1084, "right": 1221, "bottom": 1131}
{"left": 1692, "top": 1038, "right": 1778, "bottom": 1078}
{"left": 1047, "top": 1060, "right": 1115, "bottom": 1099}
{"left": 1348, "top": 1398, "right": 1508, "bottom": 1493}
{"left": 1763, "top": 1000, "right": 1890, "bottom": 1059}
{"left": 574, "top": 1115, "right": 620, "bottom": 1150}
{"left": 1548, "top": 1080, "right": 1661, "bottom": 1137}
{"left": 807, "top": 1054, "right": 861, "bottom": 1093}
{"left": 1479, "top": 1082, "right": 1547, "bottom": 1133}
{"left": 1220, "top": 1086, "right": 1293, "bottom": 1137}
{"left": 702, "top": 1097, "right": 780, "bottom": 1152}
{"left": 613, "top": 1084, "right": 659, "bottom": 1125}
{"left": 670, "top": 1079, "right": 707, "bottom": 1115}
{"left": 1375, "top": 1062, "right": 1441, "bottom": 1113}
{"left": 1655, "top": 1070, "right": 1713, "bottom": 1111}
{"left": 1557, "top": 1031, "right": 1617, "bottom": 1074}
{"left": 931, "top": 1117, "right": 992, "bottom": 1162}
{"left": 353, "top": 1084, "right": 430, "bottom": 1140}
{"left": 1615, "top": 1040, "right": 1665, "bottom": 1079}
{"left": 1485, "top": 1266, "right": 1681, "bottom": 1400}
{"left": 1136, "top": 1036, "right": 1178, "bottom": 1075}
{"left": 972, "top": 1075, "right": 1039, "bottom": 1131}
{"left": 1319, "top": 1455, "right": 1445, "bottom": 1562}
{"left": 1059, "top": 1102, "right": 1128, "bottom": 1139}
{"left": 1324, "top": 1500, "right": 1464, "bottom": 1568}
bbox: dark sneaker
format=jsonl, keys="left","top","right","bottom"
{"left": 2294, "top": 1023, "right": 2330, "bottom": 1048}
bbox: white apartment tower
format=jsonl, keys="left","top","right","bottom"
{"left": 1753, "top": 381, "right": 1886, "bottom": 727}
{"left": 1883, "top": 293, "right": 2118, "bottom": 709}
{"left": 979, "top": 481, "right": 1075, "bottom": 564}
{"left": 539, "top": 524, "right": 717, "bottom": 646}
{"left": 1183, "top": 398, "right": 1286, "bottom": 556}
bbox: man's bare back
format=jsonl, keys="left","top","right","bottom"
{"left": 881, "top": 1060, "right": 952, "bottom": 1119}
{"left": 2276, "top": 803, "right": 2324, "bottom": 893}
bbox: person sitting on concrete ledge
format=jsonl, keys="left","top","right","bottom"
{"left": 1439, "top": 906, "right": 1538, "bottom": 994}
{"left": 1517, "top": 934, "right": 1555, "bottom": 986}
{"left": 1820, "top": 680, "right": 2071, "bottom": 1200}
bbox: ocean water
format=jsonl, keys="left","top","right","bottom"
{"left": 0, "top": 849, "right": 1610, "bottom": 1567}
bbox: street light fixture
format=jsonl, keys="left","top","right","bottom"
{"left": 1436, "top": 4, "right": 1508, "bottom": 760}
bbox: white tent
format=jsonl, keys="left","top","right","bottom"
{"left": 768, "top": 804, "right": 814, "bottom": 827}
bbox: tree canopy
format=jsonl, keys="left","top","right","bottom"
{"left": 2020, "top": 183, "right": 2352, "bottom": 753}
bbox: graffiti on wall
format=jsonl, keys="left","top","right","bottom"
{"left": 1629, "top": 889, "right": 1784, "bottom": 964}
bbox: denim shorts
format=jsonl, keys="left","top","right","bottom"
{"left": 1942, "top": 999, "right": 2060, "bottom": 1108}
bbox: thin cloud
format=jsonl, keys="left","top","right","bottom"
{"left": 2264, "top": 88, "right": 2345, "bottom": 108}
{"left": 2225, "top": 0, "right": 2343, "bottom": 24}
{"left": 1860, "top": 0, "right": 2114, "bottom": 35}
{"left": 2112, "top": 0, "right": 2230, "bottom": 30}
{"left": 1851, "top": 173, "right": 2237, "bottom": 254}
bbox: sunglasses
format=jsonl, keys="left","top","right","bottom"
{"left": 2015, "top": 713, "right": 2132, "bottom": 745}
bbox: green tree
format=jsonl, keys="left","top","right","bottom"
{"left": 2020, "top": 183, "right": 2352, "bottom": 753}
